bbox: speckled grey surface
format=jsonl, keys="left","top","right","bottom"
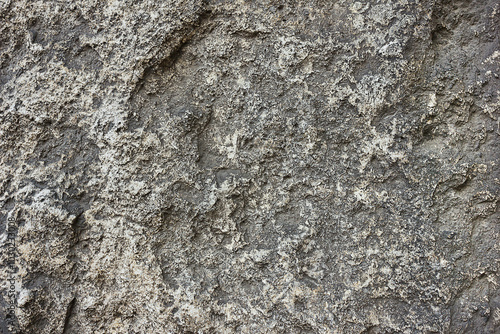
{"left": 0, "top": 0, "right": 499, "bottom": 333}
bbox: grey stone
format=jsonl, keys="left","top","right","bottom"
{"left": 0, "top": 0, "right": 498, "bottom": 333}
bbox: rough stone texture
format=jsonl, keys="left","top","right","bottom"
{"left": 0, "top": 0, "right": 499, "bottom": 333}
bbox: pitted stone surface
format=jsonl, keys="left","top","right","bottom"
{"left": 0, "top": 0, "right": 499, "bottom": 333}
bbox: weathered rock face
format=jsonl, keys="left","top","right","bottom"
{"left": 0, "top": 0, "right": 498, "bottom": 333}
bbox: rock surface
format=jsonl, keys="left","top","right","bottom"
{"left": 0, "top": 0, "right": 499, "bottom": 333}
